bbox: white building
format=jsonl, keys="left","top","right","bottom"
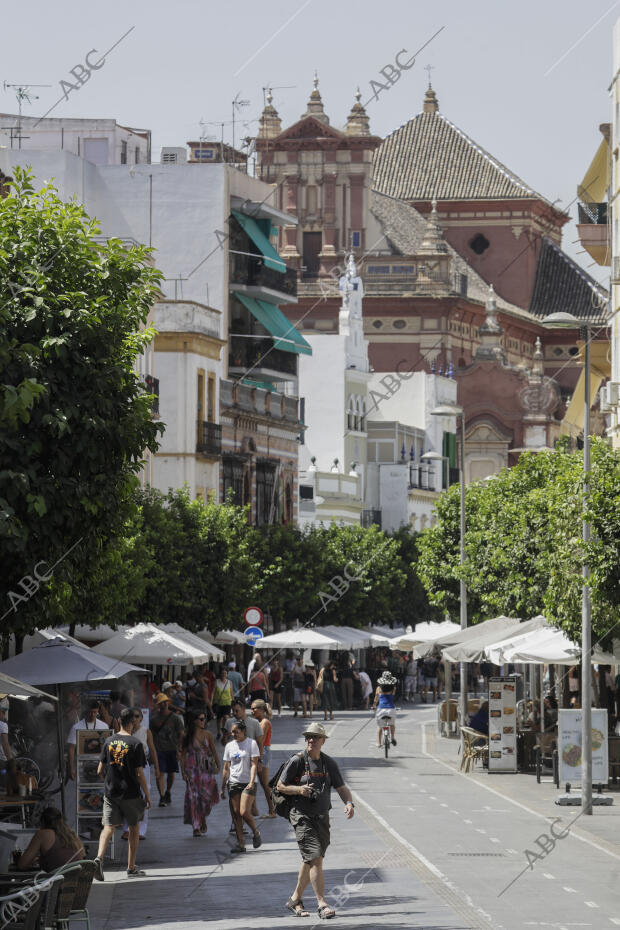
{"left": 298, "top": 254, "right": 457, "bottom": 530}
{"left": 0, "top": 134, "right": 304, "bottom": 511}
{"left": 0, "top": 114, "right": 150, "bottom": 165}
{"left": 609, "top": 21, "right": 620, "bottom": 448}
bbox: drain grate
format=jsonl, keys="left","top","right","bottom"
{"left": 448, "top": 852, "right": 505, "bottom": 857}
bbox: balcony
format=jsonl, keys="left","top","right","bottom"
{"left": 220, "top": 378, "right": 299, "bottom": 423}
{"left": 228, "top": 335, "right": 297, "bottom": 381}
{"left": 230, "top": 251, "right": 297, "bottom": 303}
{"left": 576, "top": 202, "right": 610, "bottom": 266}
{"left": 196, "top": 421, "right": 222, "bottom": 456}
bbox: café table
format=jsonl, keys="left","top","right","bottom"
{"left": 0, "top": 797, "right": 38, "bottom": 829}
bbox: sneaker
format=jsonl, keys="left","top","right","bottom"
{"left": 164, "top": 791, "right": 171, "bottom": 804}
{"left": 127, "top": 867, "right": 146, "bottom": 878}
{"left": 158, "top": 797, "right": 168, "bottom": 808}
{"left": 93, "top": 857, "right": 104, "bottom": 882}
{"left": 252, "top": 831, "right": 262, "bottom": 849}
{"left": 229, "top": 825, "right": 236, "bottom": 834}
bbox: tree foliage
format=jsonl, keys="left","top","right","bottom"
{"left": 417, "top": 440, "right": 620, "bottom": 644}
{"left": 0, "top": 169, "right": 163, "bottom": 633}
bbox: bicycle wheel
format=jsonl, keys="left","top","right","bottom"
{"left": 14, "top": 757, "right": 41, "bottom": 784}
{"left": 384, "top": 729, "right": 389, "bottom": 759}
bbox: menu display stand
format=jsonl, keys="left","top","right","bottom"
{"left": 75, "top": 729, "right": 114, "bottom": 860}
{"left": 488, "top": 677, "right": 518, "bottom": 773}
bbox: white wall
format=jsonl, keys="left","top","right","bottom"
{"left": 299, "top": 334, "right": 347, "bottom": 471}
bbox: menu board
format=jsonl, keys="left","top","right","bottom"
{"left": 558, "top": 708, "right": 608, "bottom": 786}
{"left": 488, "top": 677, "right": 517, "bottom": 773}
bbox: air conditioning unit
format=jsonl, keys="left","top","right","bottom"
{"left": 160, "top": 147, "right": 187, "bottom": 165}
{"left": 605, "top": 381, "right": 620, "bottom": 407}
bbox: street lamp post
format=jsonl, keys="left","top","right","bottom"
{"left": 542, "top": 312, "right": 592, "bottom": 814}
{"left": 431, "top": 404, "right": 467, "bottom": 739}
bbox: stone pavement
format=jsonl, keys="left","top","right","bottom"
{"left": 85, "top": 704, "right": 620, "bottom": 930}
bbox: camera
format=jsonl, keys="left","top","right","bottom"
{"left": 308, "top": 786, "right": 322, "bottom": 803}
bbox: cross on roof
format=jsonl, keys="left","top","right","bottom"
{"left": 425, "top": 64, "right": 435, "bottom": 88}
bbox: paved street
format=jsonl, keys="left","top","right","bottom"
{"left": 87, "top": 705, "right": 620, "bottom": 930}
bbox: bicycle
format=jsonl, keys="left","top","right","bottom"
{"left": 381, "top": 716, "right": 392, "bottom": 758}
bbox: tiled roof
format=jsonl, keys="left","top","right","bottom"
{"left": 528, "top": 237, "right": 608, "bottom": 324}
{"left": 372, "top": 111, "right": 554, "bottom": 205}
{"left": 369, "top": 191, "right": 530, "bottom": 319}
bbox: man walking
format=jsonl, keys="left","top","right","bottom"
{"left": 226, "top": 662, "right": 245, "bottom": 702}
{"left": 277, "top": 722, "right": 354, "bottom": 919}
{"left": 149, "top": 693, "right": 184, "bottom": 807}
{"left": 95, "top": 707, "right": 151, "bottom": 880}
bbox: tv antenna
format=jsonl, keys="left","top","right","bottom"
{"left": 231, "top": 93, "right": 250, "bottom": 163}
{"left": 261, "top": 84, "right": 296, "bottom": 108}
{"left": 3, "top": 81, "right": 51, "bottom": 149}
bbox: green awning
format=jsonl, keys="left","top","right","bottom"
{"left": 233, "top": 293, "right": 312, "bottom": 356}
{"left": 231, "top": 210, "right": 285, "bottom": 273}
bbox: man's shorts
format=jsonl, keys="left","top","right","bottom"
{"left": 214, "top": 704, "right": 232, "bottom": 721}
{"left": 289, "top": 810, "right": 331, "bottom": 862}
{"left": 424, "top": 677, "right": 438, "bottom": 688}
{"left": 102, "top": 796, "right": 146, "bottom": 827}
{"left": 157, "top": 750, "right": 179, "bottom": 773}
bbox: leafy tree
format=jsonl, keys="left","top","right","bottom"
{"left": 0, "top": 169, "right": 163, "bottom": 635}
{"left": 388, "top": 527, "right": 442, "bottom": 628}
{"left": 417, "top": 441, "right": 620, "bottom": 644}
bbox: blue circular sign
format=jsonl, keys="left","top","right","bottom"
{"left": 244, "top": 626, "right": 264, "bottom": 646}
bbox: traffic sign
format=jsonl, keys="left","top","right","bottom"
{"left": 244, "top": 606, "right": 263, "bottom": 627}
{"left": 244, "top": 626, "right": 264, "bottom": 647}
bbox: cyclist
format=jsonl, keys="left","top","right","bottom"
{"left": 372, "top": 672, "right": 397, "bottom": 748}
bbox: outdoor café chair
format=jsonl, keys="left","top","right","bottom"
{"left": 460, "top": 726, "right": 489, "bottom": 773}
{"left": 535, "top": 732, "right": 559, "bottom": 786}
{"left": 50, "top": 861, "right": 94, "bottom": 930}
{"left": 438, "top": 699, "right": 458, "bottom": 737}
{"left": 61, "top": 860, "right": 96, "bottom": 930}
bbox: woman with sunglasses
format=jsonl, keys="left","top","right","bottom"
{"left": 180, "top": 711, "right": 220, "bottom": 837}
{"left": 221, "top": 719, "right": 261, "bottom": 853}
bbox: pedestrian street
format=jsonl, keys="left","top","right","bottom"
{"left": 85, "top": 704, "right": 620, "bottom": 930}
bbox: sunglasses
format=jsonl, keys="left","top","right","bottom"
{"left": 305, "top": 735, "right": 321, "bottom": 741}
{"left": 196, "top": 716, "right": 206, "bottom": 721}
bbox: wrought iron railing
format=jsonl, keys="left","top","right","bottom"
{"left": 577, "top": 202, "right": 607, "bottom": 225}
{"left": 196, "top": 421, "right": 222, "bottom": 456}
{"left": 230, "top": 251, "right": 297, "bottom": 297}
{"left": 144, "top": 374, "right": 160, "bottom": 415}
{"left": 228, "top": 335, "right": 297, "bottom": 377}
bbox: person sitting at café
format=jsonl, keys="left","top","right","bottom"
{"left": 468, "top": 701, "right": 489, "bottom": 736}
{"left": 17, "top": 807, "right": 84, "bottom": 871}
{"left": 527, "top": 695, "right": 558, "bottom": 732}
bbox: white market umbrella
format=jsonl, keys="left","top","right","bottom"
{"left": 319, "top": 625, "right": 373, "bottom": 649}
{"left": 502, "top": 626, "right": 617, "bottom": 665}
{"left": 0, "top": 671, "right": 58, "bottom": 700}
{"left": 161, "top": 623, "right": 225, "bottom": 662}
{"left": 195, "top": 629, "right": 216, "bottom": 644}
{"left": 255, "top": 627, "right": 342, "bottom": 651}
{"left": 390, "top": 620, "right": 461, "bottom": 652}
{"left": 214, "top": 629, "right": 246, "bottom": 645}
{"left": 442, "top": 615, "right": 540, "bottom": 663}
{"left": 20, "top": 628, "right": 85, "bottom": 652}
{"left": 485, "top": 617, "right": 552, "bottom": 665}
{"left": 0, "top": 639, "right": 143, "bottom": 685}
{"left": 93, "top": 622, "right": 212, "bottom": 666}
{"left": 71, "top": 624, "right": 127, "bottom": 643}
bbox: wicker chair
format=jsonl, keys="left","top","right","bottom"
{"left": 460, "top": 726, "right": 489, "bottom": 772}
{"left": 0, "top": 874, "right": 62, "bottom": 930}
{"left": 64, "top": 861, "right": 96, "bottom": 930}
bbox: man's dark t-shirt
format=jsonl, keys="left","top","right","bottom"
{"left": 281, "top": 751, "right": 344, "bottom": 816}
{"left": 99, "top": 733, "right": 146, "bottom": 800}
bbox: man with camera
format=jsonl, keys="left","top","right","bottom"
{"left": 277, "top": 722, "right": 354, "bottom": 920}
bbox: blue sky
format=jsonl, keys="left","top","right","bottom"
{"left": 2, "top": 0, "right": 616, "bottom": 282}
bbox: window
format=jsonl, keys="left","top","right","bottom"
{"left": 306, "top": 185, "right": 317, "bottom": 214}
{"left": 372, "top": 320, "right": 383, "bottom": 329}
{"left": 135, "top": 146, "right": 140, "bottom": 164}
{"left": 120, "top": 140, "right": 127, "bottom": 165}
{"left": 207, "top": 374, "right": 216, "bottom": 422}
{"left": 256, "top": 461, "right": 277, "bottom": 525}
{"left": 222, "top": 457, "right": 245, "bottom": 506}
{"left": 469, "top": 233, "right": 489, "bottom": 255}
{"left": 350, "top": 231, "right": 361, "bottom": 248}
{"left": 393, "top": 319, "right": 406, "bottom": 329}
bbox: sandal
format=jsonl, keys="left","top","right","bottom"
{"left": 286, "top": 898, "right": 310, "bottom": 917}
{"left": 230, "top": 844, "right": 246, "bottom": 853}
{"left": 193, "top": 829, "right": 201, "bottom": 837}
{"left": 317, "top": 904, "right": 336, "bottom": 919}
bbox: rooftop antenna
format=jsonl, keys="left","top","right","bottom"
{"left": 261, "top": 84, "right": 296, "bottom": 108}
{"left": 3, "top": 81, "right": 51, "bottom": 149}
{"left": 231, "top": 93, "right": 250, "bottom": 165}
